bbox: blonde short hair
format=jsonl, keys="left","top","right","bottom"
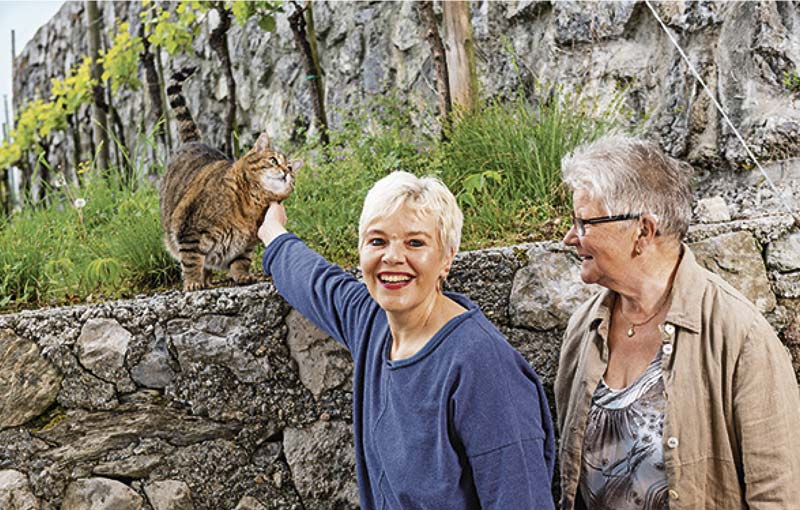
{"left": 358, "top": 171, "right": 463, "bottom": 256}
{"left": 561, "top": 135, "right": 694, "bottom": 240}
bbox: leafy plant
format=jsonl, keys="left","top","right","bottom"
{"left": 142, "top": 0, "right": 202, "bottom": 56}
{"left": 100, "top": 21, "right": 145, "bottom": 92}
{"left": 784, "top": 69, "right": 800, "bottom": 97}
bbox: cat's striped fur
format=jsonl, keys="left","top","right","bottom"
{"left": 160, "top": 67, "right": 301, "bottom": 291}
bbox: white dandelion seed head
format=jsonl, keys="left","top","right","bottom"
{"left": 74, "top": 198, "right": 86, "bottom": 209}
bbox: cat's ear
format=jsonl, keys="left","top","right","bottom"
{"left": 290, "top": 159, "right": 303, "bottom": 172}
{"left": 254, "top": 132, "right": 272, "bottom": 153}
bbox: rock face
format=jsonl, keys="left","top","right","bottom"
{"left": 0, "top": 217, "right": 797, "bottom": 509}
{"left": 11, "top": 2, "right": 800, "bottom": 179}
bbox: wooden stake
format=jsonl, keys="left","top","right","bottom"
{"left": 443, "top": 1, "right": 478, "bottom": 115}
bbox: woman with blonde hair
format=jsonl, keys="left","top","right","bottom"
{"left": 556, "top": 135, "right": 800, "bottom": 509}
{"left": 259, "top": 171, "right": 555, "bottom": 509}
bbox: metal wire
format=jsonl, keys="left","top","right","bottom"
{"left": 644, "top": 0, "right": 799, "bottom": 225}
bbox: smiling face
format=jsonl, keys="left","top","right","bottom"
{"left": 563, "top": 189, "right": 639, "bottom": 288}
{"left": 359, "top": 205, "right": 454, "bottom": 317}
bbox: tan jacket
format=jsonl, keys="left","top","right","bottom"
{"left": 555, "top": 246, "right": 800, "bottom": 509}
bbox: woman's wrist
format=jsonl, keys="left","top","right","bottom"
{"left": 259, "top": 223, "right": 289, "bottom": 249}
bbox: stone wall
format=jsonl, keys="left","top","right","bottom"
{"left": 11, "top": 1, "right": 800, "bottom": 175}
{"left": 0, "top": 214, "right": 798, "bottom": 509}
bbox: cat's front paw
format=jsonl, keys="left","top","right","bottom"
{"left": 231, "top": 273, "right": 257, "bottom": 286}
{"left": 183, "top": 280, "right": 206, "bottom": 292}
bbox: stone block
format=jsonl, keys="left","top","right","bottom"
{"left": 285, "top": 310, "right": 352, "bottom": 399}
{"left": 62, "top": 478, "right": 143, "bottom": 510}
{"left": 284, "top": 420, "right": 359, "bottom": 509}
{"left": 689, "top": 231, "right": 777, "bottom": 313}
{"left": 0, "top": 329, "right": 61, "bottom": 429}
{"left": 0, "top": 469, "right": 41, "bottom": 510}
{"left": 695, "top": 196, "right": 732, "bottom": 223}
{"left": 144, "top": 480, "right": 194, "bottom": 510}
{"left": 235, "top": 496, "right": 268, "bottom": 510}
{"left": 767, "top": 231, "right": 800, "bottom": 272}
{"left": 77, "top": 319, "right": 131, "bottom": 384}
{"left": 509, "top": 247, "right": 600, "bottom": 331}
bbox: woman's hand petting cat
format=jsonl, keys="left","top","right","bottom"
{"left": 258, "top": 201, "right": 289, "bottom": 248}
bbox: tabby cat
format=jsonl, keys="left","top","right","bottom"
{"left": 160, "top": 67, "right": 301, "bottom": 291}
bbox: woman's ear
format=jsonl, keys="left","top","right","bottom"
{"left": 638, "top": 215, "right": 659, "bottom": 241}
{"left": 634, "top": 215, "right": 659, "bottom": 255}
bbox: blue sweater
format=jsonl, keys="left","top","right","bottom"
{"left": 263, "top": 233, "right": 555, "bottom": 510}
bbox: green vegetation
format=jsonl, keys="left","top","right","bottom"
{"left": 0, "top": 84, "right": 632, "bottom": 312}
{"left": 784, "top": 69, "right": 800, "bottom": 97}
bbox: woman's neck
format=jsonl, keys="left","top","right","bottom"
{"left": 387, "top": 293, "right": 466, "bottom": 360}
{"left": 615, "top": 244, "right": 683, "bottom": 318}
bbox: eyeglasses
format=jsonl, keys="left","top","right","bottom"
{"left": 571, "top": 213, "right": 641, "bottom": 236}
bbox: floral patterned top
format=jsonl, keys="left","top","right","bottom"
{"left": 579, "top": 350, "right": 668, "bottom": 510}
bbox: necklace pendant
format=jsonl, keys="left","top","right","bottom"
{"left": 627, "top": 327, "right": 635, "bottom": 337}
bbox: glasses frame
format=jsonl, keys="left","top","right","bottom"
{"left": 571, "top": 213, "right": 641, "bottom": 236}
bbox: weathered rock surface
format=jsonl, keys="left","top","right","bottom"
{"left": 283, "top": 420, "right": 359, "bottom": 509}
{"left": 76, "top": 318, "right": 132, "bottom": 385}
{"left": 144, "top": 480, "right": 194, "bottom": 510}
{"left": 285, "top": 310, "right": 352, "bottom": 399}
{"left": 62, "top": 478, "right": 143, "bottom": 510}
{"left": 690, "top": 231, "right": 777, "bottom": 313}
{"left": 695, "top": 196, "right": 732, "bottom": 223}
{"left": 235, "top": 496, "right": 269, "bottom": 510}
{"left": 767, "top": 231, "right": 800, "bottom": 272}
{"left": 510, "top": 245, "right": 601, "bottom": 331}
{"left": 0, "top": 329, "right": 61, "bottom": 429}
{"left": 0, "top": 469, "right": 42, "bottom": 510}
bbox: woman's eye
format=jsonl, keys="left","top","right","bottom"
{"left": 369, "top": 239, "right": 385, "bottom": 247}
{"left": 408, "top": 239, "right": 424, "bottom": 247}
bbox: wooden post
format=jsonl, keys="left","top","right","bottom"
{"left": 442, "top": 0, "right": 478, "bottom": 115}
{"left": 11, "top": 29, "right": 15, "bottom": 61}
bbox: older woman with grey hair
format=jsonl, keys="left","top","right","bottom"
{"left": 258, "top": 171, "right": 555, "bottom": 509}
{"left": 555, "top": 135, "right": 800, "bottom": 510}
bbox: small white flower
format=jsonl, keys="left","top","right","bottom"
{"left": 53, "top": 175, "right": 66, "bottom": 188}
{"left": 74, "top": 198, "right": 86, "bottom": 209}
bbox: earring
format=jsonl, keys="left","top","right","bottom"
{"left": 635, "top": 246, "right": 642, "bottom": 256}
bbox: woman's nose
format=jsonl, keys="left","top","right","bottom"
{"left": 382, "top": 243, "right": 405, "bottom": 264}
{"left": 563, "top": 225, "right": 579, "bottom": 246}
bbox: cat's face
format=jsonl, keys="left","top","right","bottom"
{"left": 247, "top": 133, "right": 302, "bottom": 198}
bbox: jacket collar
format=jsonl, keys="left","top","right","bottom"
{"left": 587, "top": 244, "right": 703, "bottom": 335}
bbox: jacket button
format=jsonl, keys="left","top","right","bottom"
{"left": 667, "top": 436, "right": 679, "bottom": 449}
{"left": 662, "top": 343, "right": 673, "bottom": 355}
{"left": 669, "top": 489, "right": 680, "bottom": 500}
{"left": 664, "top": 323, "right": 675, "bottom": 335}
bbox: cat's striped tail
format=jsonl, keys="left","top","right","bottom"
{"left": 167, "top": 67, "right": 202, "bottom": 144}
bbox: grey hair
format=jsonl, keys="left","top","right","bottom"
{"left": 359, "top": 171, "right": 463, "bottom": 255}
{"left": 561, "top": 135, "right": 694, "bottom": 240}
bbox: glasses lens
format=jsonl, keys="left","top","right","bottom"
{"left": 572, "top": 216, "right": 585, "bottom": 236}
